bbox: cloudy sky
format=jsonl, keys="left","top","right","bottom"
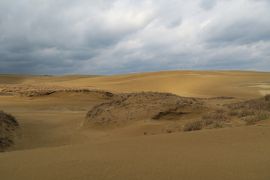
{"left": 0, "top": 0, "right": 269, "bottom": 74}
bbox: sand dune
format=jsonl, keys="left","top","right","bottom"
{"left": 84, "top": 92, "right": 203, "bottom": 129}
{"left": 2, "top": 71, "right": 269, "bottom": 98}
{"left": 0, "top": 71, "right": 270, "bottom": 180}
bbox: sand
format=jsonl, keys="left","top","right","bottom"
{"left": 0, "top": 71, "right": 270, "bottom": 180}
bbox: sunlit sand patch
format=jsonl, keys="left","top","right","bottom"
{"left": 185, "top": 73, "right": 219, "bottom": 78}
{"left": 248, "top": 82, "right": 270, "bottom": 90}
{"left": 259, "top": 90, "right": 270, "bottom": 95}
{"left": 246, "top": 83, "right": 270, "bottom": 95}
{"left": 248, "top": 82, "right": 270, "bottom": 88}
{"left": 185, "top": 73, "right": 201, "bottom": 76}
{"left": 255, "top": 85, "right": 270, "bottom": 89}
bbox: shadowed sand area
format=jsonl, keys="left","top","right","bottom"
{"left": 0, "top": 71, "right": 270, "bottom": 180}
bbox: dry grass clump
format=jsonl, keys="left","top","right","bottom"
{"left": 0, "top": 111, "right": 19, "bottom": 127}
{"left": 226, "top": 95, "right": 270, "bottom": 126}
{"left": 229, "top": 109, "right": 256, "bottom": 118}
{"left": 19, "top": 89, "right": 114, "bottom": 97}
{"left": 183, "top": 109, "right": 229, "bottom": 131}
{"left": 227, "top": 95, "right": 270, "bottom": 112}
{"left": 265, "top": 94, "right": 270, "bottom": 101}
{"left": 21, "top": 90, "right": 56, "bottom": 97}
{"left": 243, "top": 112, "right": 270, "bottom": 125}
{"left": 202, "top": 109, "right": 228, "bottom": 122}
{"left": 183, "top": 120, "right": 203, "bottom": 131}
{"left": 0, "top": 138, "right": 13, "bottom": 151}
{"left": 0, "top": 111, "right": 19, "bottom": 151}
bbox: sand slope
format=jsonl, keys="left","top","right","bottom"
{"left": 0, "top": 126, "right": 270, "bottom": 180}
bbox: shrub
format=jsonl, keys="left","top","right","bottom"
{"left": 243, "top": 112, "right": 270, "bottom": 125}
{"left": 212, "top": 122, "right": 224, "bottom": 128}
{"left": 0, "top": 111, "right": 19, "bottom": 151}
{"left": 227, "top": 97, "right": 270, "bottom": 112}
{"left": 0, "top": 138, "right": 13, "bottom": 151}
{"left": 228, "top": 110, "right": 238, "bottom": 116}
{"left": 236, "top": 109, "right": 256, "bottom": 118}
{"left": 0, "top": 111, "right": 19, "bottom": 127}
{"left": 265, "top": 94, "right": 270, "bottom": 101}
{"left": 183, "top": 120, "right": 203, "bottom": 131}
{"left": 184, "top": 109, "right": 229, "bottom": 132}
{"left": 202, "top": 109, "right": 229, "bottom": 122}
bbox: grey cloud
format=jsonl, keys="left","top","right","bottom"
{"left": 0, "top": 0, "right": 269, "bottom": 74}
{"left": 0, "top": 0, "right": 154, "bottom": 74}
{"left": 204, "top": 20, "right": 270, "bottom": 46}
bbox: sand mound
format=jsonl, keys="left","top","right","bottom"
{"left": 84, "top": 92, "right": 203, "bottom": 128}
{"left": 0, "top": 111, "right": 20, "bottom": 151}
{"left": 84, "top": 93, "right": 270, "bottom": 131}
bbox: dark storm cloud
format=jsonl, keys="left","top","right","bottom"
{"left": 0, "top": 0, "right": 269, "bottom": 74}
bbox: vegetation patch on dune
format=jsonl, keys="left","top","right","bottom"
{"left": 227, "top": 95, "right": 270, "bottom": 125}
{"left": 0, "top": 84, "right": 114, "bottom": 98}
{"left": 19, "top": 89, "right": 114, "bottom": 98}
{"left": 184, "top": 95, "right": 270, "bottom": 132}
{"left": 85, "top": 92, "right": 204, "bottom": 128}
{"left": 183, "top": 109, "right": 229, "bottom": 131}
{"left": 85, "top": 92, "right": 270, "bottom": 132}
{"left": 0, "top": 111, "right": 20, "bottom": 152}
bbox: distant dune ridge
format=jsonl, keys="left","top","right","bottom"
{"left": 1, "top": 71, "right": 270, "bottom": 98}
